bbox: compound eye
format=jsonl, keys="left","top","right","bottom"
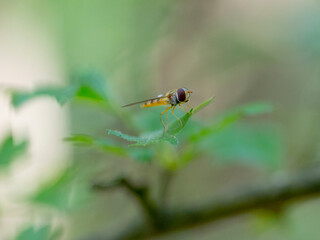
{"left": 177, "top": 88, "right": 186, "bottom": 102}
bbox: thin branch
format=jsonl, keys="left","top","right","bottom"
{"left": 101, "top": 167, "right": 320, "bottom": 240}
{"left": 92, "top": 177, "right": 158, "bottom": 226}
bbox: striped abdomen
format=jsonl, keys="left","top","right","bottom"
{"left": 141, "top": 97, "right": 169, "bottom": 108}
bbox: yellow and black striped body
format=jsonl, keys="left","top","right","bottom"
{"left": 141, "top": 97, "right": 170, "bottom": 108}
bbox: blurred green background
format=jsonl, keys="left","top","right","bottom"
{"left": 1, "top": 0, "right": 320, "bottom": 240}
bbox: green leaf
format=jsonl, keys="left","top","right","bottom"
{"left": 16, "top": 225, "right": 51, "bottom": 240}
{"left": 203, "top": 123, "right": 283, "bottom": 169}
{"left": 0, "top": 135, "right": 27, "bottom": 168}
{"left": 11, "top": 86, "right": 77, "bottom": 108}
{"left": 76, "top": 86, "right": 105, "bottom": 101}
{"left": 30, "top": 168, "right": 89, "bottom": 212}
{"left": 73, "top": 71, "right": 109, "bottom": 102}
{"left": 165, "top": 97, "right": 214, "bottom": 136}
{"left": 107, "top": 130, "right": 142, "bottom": 142}
{"left": 15, "top": 225, "right": 62, "bottom": 240}
{"left": 164, "top": 109, "right": 193, "bottom": 136}
{"left": 11, "top": 71, "right": 110, "bottom": 108}
{"left": 64, "top": 134, "right": 95, "bottom": 145}
{"left": 107, "top": 97, "right": 214, "bottom": 146}
{"left": 65, "top": 134, "right": 153, "bottom": 162}
{"left": 65, "top": 134, "right": 127, "bottom": 156}
{"left": 192, "top": 96, "right": 215, "bottom": 114}
{"left": 190, "top": 102, "right": 274, "bottom": 142}
{"left": 107, "top": 129, "right": 179, "bottom": 146}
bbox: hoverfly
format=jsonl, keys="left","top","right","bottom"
{"left": 122, "top": 88, "right": 193, "bottom": 133}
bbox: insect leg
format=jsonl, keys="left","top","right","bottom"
{"left": 179, "top": 103, "right": 191, "bottom": 114}
{"left": 187, "top": 101, "right": 192, "bottom": 109}
{"left": 160, "top": 106, "right": 172, "bottom": 134}
{"left": 172, "top": 106, "right": 183, "bottom": 128}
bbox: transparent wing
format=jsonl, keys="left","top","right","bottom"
{"left": 121, "top": 97, "right": 163, "bottom": 107}
{"left": 165, "top": 89, "right": 177, "bottom": 97}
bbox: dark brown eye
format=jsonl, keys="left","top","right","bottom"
{"left": 177, "top": 88, "right": 186, "bottom": 102}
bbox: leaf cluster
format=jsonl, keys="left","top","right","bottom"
{"left": 3, "top": 70, "right": 283, "bottom": 239}
{"left": 9, "top": 71, "right": 281, "bottom": 170}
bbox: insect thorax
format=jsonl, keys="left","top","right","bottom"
{"left": 169, "top": 94, "right": 178, "bottom": 106}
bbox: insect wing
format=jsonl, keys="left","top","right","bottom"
{"left": 165, "top": 89, "right": 177, "bottom": 97}
{"left": 122, "top": 97, "right": 163, "bottom": 107}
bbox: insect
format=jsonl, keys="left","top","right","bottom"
{"left": 122, "top": 88, "right": 193, "bottom": 133}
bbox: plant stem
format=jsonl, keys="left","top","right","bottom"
{"left": 92, "top": 177, "right": 158, "bottom": 227}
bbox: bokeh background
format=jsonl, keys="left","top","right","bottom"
{"left": 1, "top": 0, "right": 320, "bottom": 240}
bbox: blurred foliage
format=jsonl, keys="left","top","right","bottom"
{"left": 5, "top": 0, "right": 320, "bottom": 239}
{"left": 30, "top": 168, "right": 90, "bottom": 213}
{"left": 16, "top": 225, "right": 50, "bottom": 240}
{"left": 11, "top": 72, "right": 110, "bottom": 108}
{"left": 203, "top": 123, "right": 283, "bottom": 169}
{"left": 16, "top": 225, "right": 62, "bottom": 240}
{"left": 189, "top": 102, "right": 274, "bottom": 142}
{"left": 65, "top": 134, "right": 127, "bottom": 156}
{"left": 0, "top": 134, "right": 27, "bottom": 169}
